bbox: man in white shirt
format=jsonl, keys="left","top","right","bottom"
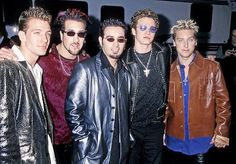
{"left": 0, "top": 7, "right": 56, "bottom": 163}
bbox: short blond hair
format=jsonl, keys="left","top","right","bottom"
{"left": 171, "top": 19, "right": 199, "bottom": 39}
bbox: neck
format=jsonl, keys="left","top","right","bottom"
{"left": 109, "top": 58, "right": 118, "bottom": 70}
{"left": 134, "top": 43, "right": 152, "bottom": 54}
{"left": 178, "top": 54, "right": 195, "bottom": 66}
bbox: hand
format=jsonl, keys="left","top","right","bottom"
{"left": 225, "top": 49, "right": 236, "bottom": 57}
{"left": 211, "top": 134, "right": 229, "bottom": 148}
{"left": 0, "top": 47, "right": 18, "bottom": 61}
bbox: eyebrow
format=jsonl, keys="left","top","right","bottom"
{"left": 176, "top": 36, "right": 195, "bottom": 39}
{"left": 104, "top": 35, "right": 125, "bottom": 38}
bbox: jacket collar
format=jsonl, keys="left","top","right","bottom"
{"left": 171, "top": 51, "right": 204, "bottom": 72}
{"left": 125, "top": 42, "right": 163, "bottom": 64}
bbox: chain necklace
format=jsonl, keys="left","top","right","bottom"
{"left": 134, "top": 49, "right": 153, "bottom": 77}
{"left": 58, "top": 53, "right": 79, "bottom": 76}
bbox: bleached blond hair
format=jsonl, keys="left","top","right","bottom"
{"left": 171, "top": 19, "right": 199, "bottom": 39}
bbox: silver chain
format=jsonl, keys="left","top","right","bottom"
{"left": 133, "top": 49, "right": 153, "bottom": 77}
{"left": 58, "top": 53, "right": 79, "bottom": 76}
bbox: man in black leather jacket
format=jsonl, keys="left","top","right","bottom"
{"left": 65, "top": 18, "right": 131, "bottom": 164}
{"left": 0, "top": 7, "right": 55, "bottom": 163}
{"left": 123, "top": 8, "right": 171, "bottom": 164}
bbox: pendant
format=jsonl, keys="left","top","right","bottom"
{"left": 144, "top": 69, "right": 150, "bottom": 77}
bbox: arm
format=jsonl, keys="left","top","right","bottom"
{"left": 65, "top": 63, "right": 93, "bottom": 159}
{"left": 211, "top": 64, "right": 231, "bottom": 148}
{"left": 0, "top": 61, "right": 21, "bottom": 162}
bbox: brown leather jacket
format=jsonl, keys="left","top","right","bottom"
{"left": 166, "top": 51, "right": 231, "bottom": 140}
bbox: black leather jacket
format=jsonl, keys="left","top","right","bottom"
{"left": 123, "top": 42, "right": 172, "bottom": 123}
{"left": 0, "top": 60, "right": 53, "bottom": 164}
{"left": 65, "top": 51, "right": 131, "bottom": 164}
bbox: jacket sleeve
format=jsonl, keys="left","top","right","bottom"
{"left": 0, "top": 61, "right": 21, "bottom": 163}
{"left": 65, "top": 63, "right": 93, "bottom": 160}
{"left": 214, "top": 63, "right": 231, "bottom": 138}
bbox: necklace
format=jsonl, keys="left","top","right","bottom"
{"left": 134, "top": 49, "right": 153, "bottom": 77}
{"left": 58, "top": 53, "right": 79, "bottom": 76}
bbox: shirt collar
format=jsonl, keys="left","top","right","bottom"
{"left": 11, "top": 45, "right": 43, "bottom": 74}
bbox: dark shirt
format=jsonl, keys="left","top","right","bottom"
{"left": 100, "top": 53, "right": 121, "bottom": 163}
{"left": 132, "top": 51, "right": 164, "bottom": 128}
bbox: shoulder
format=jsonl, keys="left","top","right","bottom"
{"left": 38, "top": 50, "right": 56, "bottom": 65}
{"left": 153, "top": 42, "right": 171, "bottom": 52}
{"left": 79, "top": 50, "right": 91, "bottom": 62}
{"left": 202, "top": 55, "right": 220, "bottom": 67}
{"left": 197, "top": 53, "right": 221, "bottom": 70}
{"left": 0, "top": 60, "right": 21, "bottom": 71}
{"left": 73, "top": 56, "right": 96, "bottom": 72}
{"left": 0, "top": 60, "right": 24, "bottom": 81}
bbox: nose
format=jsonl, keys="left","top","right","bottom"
{"left": 184, "top": 40, "right": 189, "bottom": 48}
{"left": 145, "top": 29, "right": 151, "bottom": 34}
{"left": 42, "top": 34, "right": 50, "bottom": 43}
{"left": 73, "top": 35, "right": 79, "bottom": 42}
{"left": 113, "top": 40, "right": 119, "bottom": 47}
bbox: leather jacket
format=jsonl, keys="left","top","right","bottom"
{"left": 0, "top": 60, "right": 53, "bottom": 163}
{"left": 166, "top": 52, "right": 231, "bottom": 139}
{"left": 65, "top": 51, "right": 131, "bottom": 164}
{"left": 123, "top": 42, "right": 172, "bottom": 123}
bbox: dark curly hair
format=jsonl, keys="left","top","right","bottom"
{"left": 55, "top": 8, "right": 90, "bottom": 30}
{"left": 130, "top": 8, "right": 159, "bottom": 29}
{"left": 99, "top": 18, "right": 127, "bottom": 37}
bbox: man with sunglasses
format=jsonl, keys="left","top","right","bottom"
{"left": 65, "top": 18, "right": 131, "bottom": 164}
{"left": 123, "top": 8, "right": 172, "bottom": 164}
{"left": 0, "top": 8, "right": 90, "bottom": 164}
{"left": 38, "top": 8, "right": 90, "bottom": 164}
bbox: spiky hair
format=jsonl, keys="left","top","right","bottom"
{"left": 171, "top": 19, "right": 199, "bottom": 39}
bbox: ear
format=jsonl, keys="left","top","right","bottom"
{"left": 173, "top": 40, "right": 176, "bottom": 47}
{"left": 59, "top": 30, "right": 63, "bottom": 41}
{"left": 18, "top": 31, "right": 26, "bottom": 43}
{"left": 131, "top": 28, "right": 136, "bottom": 36}
{"left": 98, "top": 36, "right": 103, "bottom": 47}
{"left": 195, "top": 41, "right": 197, "bottom": 46}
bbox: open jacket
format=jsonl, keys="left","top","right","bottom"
{"left": 123, "top": 42, "right": 172, "bottom": 123}
{"left": 65, "top": 51, "right": 131, "bottom": 164}
{"left": 166, "top": 52, "right": 231, "bottom": 139}
{"left": 0, "top": 60, "right": 53, "bottom": 163}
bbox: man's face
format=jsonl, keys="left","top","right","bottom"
{"left": 173, "top": 29, "right": 197, "bottom": 60}
{"left": 99, "top": 26, "right": 126, "bottom": 60}
{"left": 132, "top": 17, "right": 157, "bottom": 46}
{"left": 60, "top": 20, "right": 86, "bottom": 56}
{"left": 231, "top": 29, "right": 236, "bottom": 47}
{"left": 20, "top": 18, "right": 51, "bottom": 57}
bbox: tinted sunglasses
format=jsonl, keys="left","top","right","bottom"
{"left": 105, "top": 37, "right": 126, "bottom": 43}
{"left": 62, "top": 30, "right": 87, "bottom": 38}
{"left": 137, "top": 25, "right": 157, "bottom": 33}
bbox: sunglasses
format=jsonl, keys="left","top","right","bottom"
{"left": 105, "top": 37, "right": 126, "bottom": 43}
{"left": 62, "top": 30, "right": 87, "bottom": 38}
{"left": 137, "top": 25, "right": 157, "bottom": 33}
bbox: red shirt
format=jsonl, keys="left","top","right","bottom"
{"left": 39, "top": 44, "right": 90, "bottom": 144}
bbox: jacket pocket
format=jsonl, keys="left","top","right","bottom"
{"left": 199, "top": 77, "right": 213, "bottom": 100}
{"left": 75, "top": 134, "right": 94, "bottom": 160}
